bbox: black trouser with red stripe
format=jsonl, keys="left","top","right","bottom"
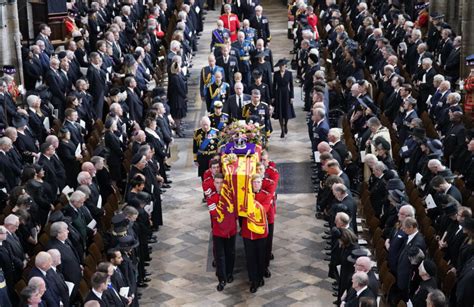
{"left": 243, "top": 237, "right": 266, "bottom": 283}
{"left": 213, "top": 235, "right": 236, "bottom": 282}
{"left": 264, "top": 223, "right": 274, "bottom": 269}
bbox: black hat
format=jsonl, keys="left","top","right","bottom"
{"left": 117, "top": 235, "right": 139, "bottom": 249}
{"left": 442, "top": 203, "right": 458, "bottom": 216}
{"left": 275, "top": 58, "right": 289, "bottom": 67}
{"left": 375, "top": 136, "right": 391, "bottom": 151}
{"left": 255, "top": 51, "right": 266, "bottom": 58}
{"left": 466, "top": 54, "right": 474, "bottom": 66}
{"left": 426, "top": 139, "right": 443, "bottom": 156}
{"left": 389, "top": 189, "right": 407, "bottom": 204}
{"left": 252, "top": 69, "right": 263, "bottom": 78}
{"left": 58, "top": 51, "right": 67, "bottom": 60}
{"left": 59, "top": 127, "right": 70, "bottom": 134}
{"left": 136, "top": 191, "right": 152, "bottom": 204}
{"left": 12, "top": 114, "right": 28, "bottom": 128}
{"left": 153, "top": 87, "right": 166, "bottom": 97}
{"left": 430, "top": 12, "right": 444, "bottom": 20}
{"left": 111, "top": 213, "right": 129, "bottom": 233}
{"left": 421, "top": 259, "right": 437, "bottom": 277}
{"left": 347, "top": 248, "right": 369, "bottom": 263}
{"left": 308, "top": 53, "right": 319, "bottom": 64}
{"left": 3, "top": 65, "right": 16, "bottom": 75}
{"left": 409, "top": 127, "right": 426, "bottom": 140}
{"left": 49, "top": 210, "right": 72, "bottom": 224}
{"left": 462, "top": 217, "right": 474, "bottom": 232}
{"left": 387, "top": 178, "right": 405, "bottom": 191}
{"left": 131, "top": 153, "right": 146, "bottom": 165}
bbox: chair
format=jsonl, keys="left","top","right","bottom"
{"left": 93, "top": 232, "right": 105, "bottom": 252}
{"left": 88, "top": 243, "right": 103, "bottom": 263}
{"left": 442, "top": 270, "right": 456, "bottom": 296}
{"left": 14, "top": 279, "right": 27, "bottom": 296}
{"left": 79, "top": 279, "right": 90, "bottom": 303}
{"left": 84, "top": 255, "right": 97, "bottom": 272}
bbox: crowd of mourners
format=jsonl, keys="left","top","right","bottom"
{"left": 0, "top": 0, "right": 213, "bottom": 305}
{"left": 290, "top": 0, "right": 474, "bottom": 306}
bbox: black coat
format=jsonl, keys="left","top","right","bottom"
{"left": 223, "top": 93, "right": 251, "bottom": 120}
{"left": 0, "top": 151, "right": 21, "bottom": 191}
{"left": 0, "top": 245, "right": 16, "bottom": 293}
{"left": 45, "top": 238, "right": 82, "bottom": 285}
{"left": 23, "top": 58, "right": 44, "bottom": 90}
{"left": 411, "top": 277, "right": 437, "bottom": 307}
{"left": 85, "top": 291, "right": 107, "bottom": 307}
{"left": 396, "top": 232, "right": 426, "bottom": 291}
{"left": 125, "top": 88, "right": 144, "bottom": 123}
{"left": 104, "top": 130, "right": 124, "bottom": 182}
{"left": 167, "top": 73, "right": 188, "bottom": 119}
{"left": 86, "top": 65, "right": 107, "bottom": 120}
{"left": 272, "top": 70, "right": 295, "bottom": 120}
{"left": 57, "top": 140, "right": 80, "bottom": 188}
{"left": 63, "top": 120, "right": 84, "bottom": 148}
{"left": 345, "top": 287, "right": 376, "bottom": 307}
{"left": 28, "top": 267, "right": 62, "bottom": 306}
{"left": 216, "top": 55, "right": 239, "bottom": 89}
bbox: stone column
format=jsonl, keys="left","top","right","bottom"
{"left": 460, "top": 0, "right": 474, "bottom": 78}
{"left": 0, "top": 0, "right": 23, "bottom": 85}
{"left": 429, "top": 0, "right": 449, "bottom": 18}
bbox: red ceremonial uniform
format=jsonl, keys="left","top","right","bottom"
{"left": 241, "top": 202, "right": 268, "bottom": 240}
{"left": 202, "top": 176, "right": 216, "bottom": 199}
{"left": 464, "top": 74, "right": 474, "bottom": 115}
{"left": 220, "top": 13, "right": 240, "bottom": 42}
{"left": 207, "top": 192, "right": 237, "bottom": 238}
{"left": 264, "top": 161, "right": 280, "bottom": 224}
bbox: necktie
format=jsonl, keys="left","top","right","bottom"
{"left": 238, "top": 95, "right": 242, "bottom": 109}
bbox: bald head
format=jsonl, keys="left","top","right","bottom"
{"left": 317, "top": 141, "right": 331, "bottom": 153}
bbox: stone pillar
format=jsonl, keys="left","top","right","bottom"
{"left": 460, "top": 0, "right": 474, "bottom": 78}
{"left": 429, "top": 0, "right": 449, "bottom": 18}
{"left": 0, "top": 0, "right": 23, "bottom": 85}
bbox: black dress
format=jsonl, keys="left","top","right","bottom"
{"left": 167, "top": 72, "right": 188, "bottom": 119}
{"left": 272, "top": 70, "right": 295, "bottom": 120}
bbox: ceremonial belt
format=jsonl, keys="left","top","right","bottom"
{"left": 198, "top": 149, "right": 217, "bottom": 155}
{"left": 240, "top": 56, "right": 250, "bottom": 61}
{"left": 214, "top": 43, "right": 226, "bottom": 47}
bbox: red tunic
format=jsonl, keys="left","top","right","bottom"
{"left": 464, "top": 75, "right": 474, "bottom": 115}
{"left": 264, "top": 161, "right": 280, "bottom": 223}
{"left": 202, "top": 176, "right": 216, "bottom": 199}
{"left": 219, "top": 13, "right": 240, "bottom": 42}
{"left": 207, "top": 192, "right": 237, "bottom": 238}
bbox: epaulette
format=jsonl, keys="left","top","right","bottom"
{"left": 222, "top": 112, "right": 229, "bottom": 116}
{"left": 211, "top": 128, "right": 219, "bottom": 133}
{"left": 263, "top": 177, "right": 274, "bottom": 183}
{"left": 268, "top": 165, "right": 279, "bottom": 172}
{"left": 260, "top": 189, "right": 270, "bottom": 195}
{"left": 260, "top": 101, "right": 268, "bottom": 106}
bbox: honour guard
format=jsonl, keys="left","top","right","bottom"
{"left": 207, "top": 173, "right": 237, "bottom": 292}
{"left": 209, "top": 101, "right": 230, "bottom": 131}
{"left": 193, "top": 116, "right": 220, "bottom": 180}
{"left": 232, "top": 31, "right": 254, "bottom": 88}
{"left": 211, "top": 20, "right": 231, "bottom": 52}
{"left": 220, "top": 4, "right": 240, "bottom": 42}
{"left": 200, "top": 54, "right": 225, "bottom": 109}
{"left": 202, "top": 158, "right": 222, "bottom": 199}
{"left": 207, "top": 71, "right": 231, "bottom": 112}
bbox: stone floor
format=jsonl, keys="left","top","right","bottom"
{"left": 140, "top": 1, "right": 334, "bottom": 306}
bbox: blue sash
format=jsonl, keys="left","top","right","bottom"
{"left": 213, "top": 30, "right": 225, "bottom": 44}
{"left": 199, "top": 129, "right": 217, "bottom": 152}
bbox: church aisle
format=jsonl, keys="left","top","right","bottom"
{"left": 140, "top": 1, "right": 334, "bottom": 306}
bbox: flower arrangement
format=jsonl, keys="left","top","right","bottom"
{"left": 219, "top": 120, "right": 263, "bottom": 146}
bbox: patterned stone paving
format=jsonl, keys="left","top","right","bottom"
{"left": 139, "top": 1, "right": 334, "bottom": 305}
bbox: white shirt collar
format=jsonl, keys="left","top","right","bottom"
{"left": 407, "top": 230, "right": 418, "bottom": 244}
{"left": 92, "top": 288, "right": 103, "bottom": 299}
{"left": 356, "top": 285, "right": 368, "bottom": 297}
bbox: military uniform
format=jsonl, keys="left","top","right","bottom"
{"left": 250, "top": 15, "right": 271, "bottom": 45}
{"left": 242, "top": 27, "right": 257, "bottom": 45}
{"left": 211, "top": 28, "right": 231, "bottom": 51}
{"left": 193, "top": 127, "right": 220, "bottom": 178}
{"left": 232, "top": 39, "right": 254, "bottom": 87}
{"left": 207, "top": 81, "right": 231, "bottom": 112}
{"left": 200, "top": 65, "right": 225, "bottom": 102}
{"left": 242, "top": 101, "right": 271, "bottom": 133}
{"left": 209, "top": 112, "right": 230, "bottom": 131}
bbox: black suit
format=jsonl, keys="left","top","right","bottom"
{"left": 84, "top": 291, "right": 107, "bottom": 307}
{"left": 45, "top": 68, "right": 67, "bottom": 117}
{"left": 345, "top": 287, "right": 376, "bottom": 307}
{"left": 36, "top": 34, "right": 55, "bottom": 56}
{"left": 86, "top": 65, "right": 107, "bottom": 120}
{"left": 28, "top": 267, "right": 62, "bottom": 306}
{"left": 45, "top": 238, "right": 82, "bottom": 285}
{"left": 38, "top": 154, "right": 61, "bottom": 196}
{"left": 223, "top": 94, "right": 251, "bottom": 120}
{"left": 23, "top": 58, "right": 43, "bottom": 90}
{"left": 125, "top": 88, "right": 143, "bottom": 122}
{"left": 216, "top": 55, "right": 239, "bottom": 89}
{"left": 0, "top": 151, "right": 20, "bottom": 191}
{"left": 0, "top": 244, "right": 17, "bottom": 305}
{"left": 63, "top": 120, "right": 84, "bottom": 148}
{"left": 444, "top": 47, "right": 460, "bottom": 81}
{"left": 104, "top": 130, "right": 124, "bottom": 183}
{"left": 396, "top": 232, "right": 426, "bottom": 300}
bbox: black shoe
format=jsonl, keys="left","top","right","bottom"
{"left": 144, "top": 262, "right": 150, "bottom": 267}
{"left": 212, "top": 260, "right": 216, "bottom": 267}
{"left": 270, "top": 253, "right": 274, "bottom": 260}
{"left": 137, "top": 282, "right": 149, "bottom": 288}
{"left": 332, "top": 286, "right": 339, "bottom": 291}
{"left": 250, "top": 283, "right": 258, "bottom": 293}
{"left": 324, "top": 230, "right": 331, "bottom": 235}
{"left": 333, "top": 300, "right": 340, "bottom": 305}
{"left": 285, "top": 126, "right": 288, "bottom": 134}
{"left": 280, "top": 132, "right": 284, "bottom": 138}
{"left": 148, "top": 238, "right": 158, "bottom": 244}
{"left": 145, "top": 272, "right": 152, "bottom": 277}
{"left": 162, "top": 184, "right": 171, "bottom": 189}
{"left": 332, "top": 292, "right": 338, "bottom": 297}
{"left": 325, "top": 251, "right": 331, "bottom": 256}
{"left": 227, "top": 275, "right": 234, "bottom": 283}
{"left": 165, "top": 180, "right": 173, "bottom": 184}
{"left": 324, "top": 246, "right": 331, "bottom": 250}
{"left": 202, "top": 198, "right": 207, "bottom": 203}
{"left": 259, "top": 279, "right": 265, "bottom": 287}
{"left": 322, "top": 235, "right": 331, "bottom": 240}
{"left": 324, "top": 222, "right": 330, "bottom": 227}
{"left": 324, "top": 257, "right": 331, "bottom": 261}
{"left": 142, "top": 277, "right": 152, "bottom": 283}
{"left": 216, "top": 281, "right": 226, "bottom": 291}
{"left": 264, "top": 269, "right": 271, "bottom": 278}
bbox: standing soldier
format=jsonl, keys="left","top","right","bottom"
{"left": 241, "top": 19, "right": 257, "bottom": 45}
{"left": 193, "top": 116, "right": 220, "bottom": 180}
{"left": 211, "top": 20, "right": 231, "bottom": 52}
{"left": 220, "top": 4, "right": 240, "bottom": 42}
{"left": 250, "top": 5, "right": 271, "bottom": 46}
{"left": 207, "top": 173, "right": 237, "bottom": 292}
{"left": 209, "top": 101, "right": 230, "bottom": 131}
{"left": 207, "top": 71, "right": 231, "bottom": 112}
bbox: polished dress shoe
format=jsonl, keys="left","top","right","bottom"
{"left": 250, "top": 282, "right": 258, "bottom": 293}
{"left": 148, "top": 238, "right": 158, "bottom": 244}
{"left": 165, "top": 180, "right": 173, "bottom": 184}
{"left": 324, "top": 246, "right": 331, "bottom": 250}
{"left": 162, "top": 184, "right": 171, "bottom": 189}
{"left": 137, "top": 282, "right": 149, "bottom": 288}
{"left": 264, "top": 269, "right": 271, "bottom": 278}
{"left": 332, "top": 292, "right": 338, "bottom": 297}
{"left": 145, "top": 272, "right": 152, "bottom": 277}
{"left": 280, "top": 131, "right": 284, "bottom": 138}
{"left": 212, "top": 260, "right": 216, "bottom": 267}
{"left": 324, "top": 256, "right": 331, "bottom": 261}
{"left": 324, "top": 230, "right": 330, "bottom": 235}
{"left": 259, "top": 279, "right": 265, "bottom": 287}
{"left": 144, "top": 262, "right": 150, "bottom": 267}
{"left": 142, "top": 277, "right": 152, "bottom": 283}
{"left": 324, "top": 222, "right": 330, "bottom": 227}
{"left": 216, "top": 281, "right": 226, "bottom": 291}
{"left": 227, "top": 275, "right": 234, "bottom": 283}
{"left": 322, "top": 235, "right": 331, "bottom": 240}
